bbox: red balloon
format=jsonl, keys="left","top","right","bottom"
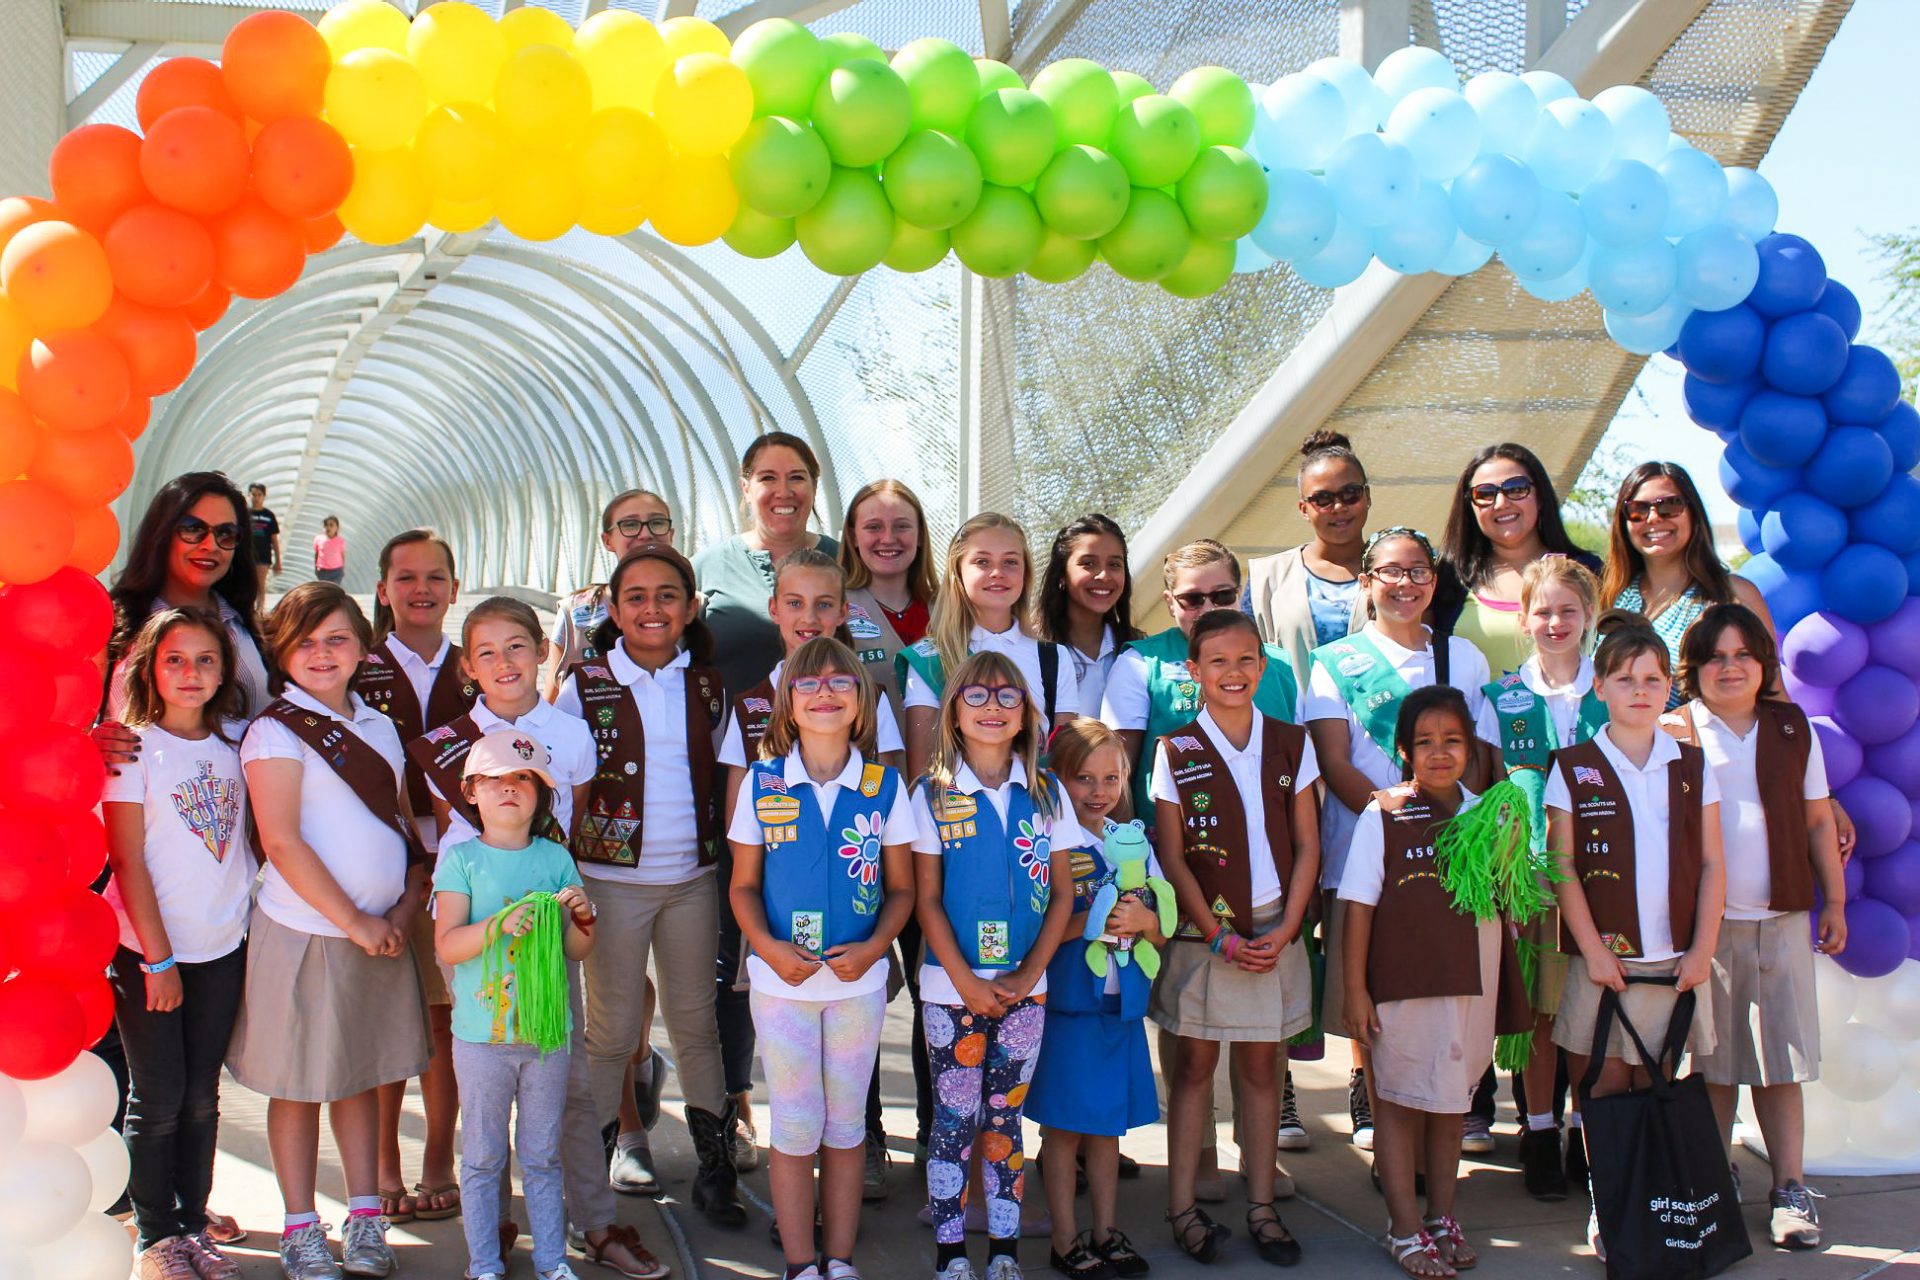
{"left": 48, "top": 654, "right": 103, "bottom": 729}
{"left": 64, "top": 971, "right": 115, "bottom": 1046}
{"left": 0, "top": 806, "right": 65, "bottom": 909}
{"left": 137, "top": 57, "right": 243, "bottom": 131}
{"left": 0, "top": 478, "right": 76, "bottom": 586}
{"left": 103, "top": 203, "right": 217, "bottom": 310}
{"left": 180, "top": 281, "right": 231, "bottom": 332}
{"left": 2, "top": 886, "right": 116, "bottom": 975}
{"left": 28, "top": 422, "right": 136, "bottom": 508}
{"left": 48, "top": 124, "right": 148, "bottom": 236}
{"left": 301, "top": 213, "right": 345, "bottom": 254}
{"left": 0, "top": 723, "right": 107, "bottom": 815}
{"left": 223, "top": 10, "right": 331, "bottom": 123}
{"left": 0, "top": 973, "right": 87, "bottom": 1079}
{"left": 93, "top": 294, "right": 198, "bottom": 397}
{"left": 0, "top": 647, "right": 56, "bottom": 732}
{"left": 54, "top": 812, "right": 109, "bottom": 891}
{"left": 140, "top": 106, "right": 251, "bottom": 218}
{"left": 0, "top": 567, "right": 114, "bottom": 658}
{"left": 211, "top": 198, "right": 306, "bottom": 298}
{"left": 252, "top": 117, "right": 354, "bottom": 221}
{"left": 18, "top": 331, "right": 132, "bottom": 433}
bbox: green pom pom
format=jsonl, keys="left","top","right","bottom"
{"left": 1436, "top": 778, "right": 1558, "bottom": 924}
{"left": 482, "top": 892, "right": 573, "bottom": 1055}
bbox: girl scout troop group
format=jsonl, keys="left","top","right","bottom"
{"left": 93, "top": 429, "right": 1849, "bottom": 1280}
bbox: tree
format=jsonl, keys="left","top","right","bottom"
{"left": 1871, "top": 229, "right": 1920, "bottom": 399}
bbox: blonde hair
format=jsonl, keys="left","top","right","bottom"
{"left": 839, "top": 479, "right": 939, "bottom": 605}
{"left": 925, "top": 651, "right": 1059, "bottom": 820}
{"left": 928, "top": 513, "right": 1033, "bottom": 675}
{"left": 1160, "top": 538, "right": 1240, "bottom": 591}
{"left": 1518, "top": 556, "right": 1601, "bottom": 652}
{"left": 461, "top": 595, "right": 544, "bottom": 651}
{"left": 1045, "top": 717, "right": 1133, "bottom": 823}
{"left": 759, "top": 637, "right": 878, "bottom": 761}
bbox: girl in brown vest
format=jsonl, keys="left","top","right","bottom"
{"left": 1669, "top": 603, "right": 1845, "bottom": 1248}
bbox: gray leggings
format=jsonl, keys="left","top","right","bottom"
{"left": 455, "top": 1039, "right": 570, "bottom": 1277}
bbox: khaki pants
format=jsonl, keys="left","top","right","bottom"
{"left": 582, "top": 870, "right": 727, "bottom": 1121}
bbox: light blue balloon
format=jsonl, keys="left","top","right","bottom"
{"left": 1656, "top": 145, "right": 1728, "bottom": 237}
{"left": 1580, "top": 159, "right": 1669, "bottom": 246}
{"left": 1292, "top": 214, "right": 1373, "bottom": 288}
{"left": 1499, "top": 188, "right": 1584, "bottom": 281}
{"left": 1605, "top": 295, "right": 1693, "bottom": 355}
{"left": 1255, "top": 73, "right": 1348, "bottom": 170}
{"left": 1519, "top": 70, "right": 1575, "bottom": 107}
{"left": 1722, "top": 166, "right": 1779, "bottom": 241}
{"left": 1463, "top": 70, "right": 1537, "bottom": 156}
{"left": 1591, "top": 85, "right": 1670, "bottom": 164}
{"left": 1450, "top": 154, "right": 1540, "bottom": 246}
{"left": 1385, "top": 87, "right": 1481, "bottom": 181}
{"left": 1325, "top": 132, "right": 1418, "bottom": 227}
{"left": 1435, "top": 229, "right": 1494, "bottom": 276}
{"left": 1518, "top": 243, "right": 1591, "bottom": 302}
{"left": 1372, "top": 45, "right": 1458, "bottom": 106}
{"left": 1232, "top": 237, "right": 1275, "bottom": 274}
{"left": 1250, "top": 167, "right": 1338, "bottom": 261}
{"left": 1590, "top": 237, "right": 1678, "bottom": 316}
{"left": 1305, "top": 56, "right": 1388, "bottom": 135}
{"left": 1674, "top": 223, "right": 1760, "bottom": 312}
{"left": 1370, "top": 181, "right": 1455, "bottom": 275}
{"left": 1524, "top": 97, "right": 1615, "bottom": 192}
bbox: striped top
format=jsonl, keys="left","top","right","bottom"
{"left": 1613, "top": 579, "right": 1708, "bottom": 709}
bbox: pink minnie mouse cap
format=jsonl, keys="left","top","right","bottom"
{"left": 462, "top": 729, "right": 556, "bottom": 788}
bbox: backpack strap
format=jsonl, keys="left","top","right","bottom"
{"left": 1040, "top": 642, "right": 1060, "bottom": 721}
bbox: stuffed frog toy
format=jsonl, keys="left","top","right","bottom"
{"left": 1083, "top": 819, "right": 1178, "bottom": 981}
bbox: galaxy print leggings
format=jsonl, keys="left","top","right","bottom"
{"left": 922, "top": 998, "right": 1046, "bottom": 1244}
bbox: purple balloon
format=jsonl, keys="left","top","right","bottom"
{"left": 1823, "top": 344, "right": 1904, "bottom": 425}
{"left": 1765, "top": 568, "right": 1826, "bottom": 636}
{"left": 1782, "top": 611, "right": 1868, "bottom": 689}
{"left": 1833, "top": 665, "right": 1920, "bottom": 746}
{"left": 1763, "top": 311, "right": 1851, "bottom": 397}
{"left": 1794, "top": 680, "right": 1837, "bottom": 717}
{"left": 1845, "top": 853, "right": 1867, "bottom": 899}
{"left": 1863, "top": 841, "right": 1920, "bottom": 914}
{"left": 1867, "top": 598, "right": 1920, "bottom": 682}
{"left": 1835, "top": 898, "right": 1912, "bottom": 977}
{"left": 1836, "top": 774, "right": 1912, "bottom": 859}
{"left": 1864, "top": 718, "right": 1920, "bottom": 794}
{"left": 1813, "top": 714, "right": 1862, "bottom": 788}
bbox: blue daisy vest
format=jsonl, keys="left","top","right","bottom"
{"left": 751, "top": 759, "right": 898, "bottom": 952}
{"left": 929, "top": 772, "right": 1057, "bottom": 969}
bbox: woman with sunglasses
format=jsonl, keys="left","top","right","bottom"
{"left": 1245, "top": 431, "right": 1373, "bottom": 682}
{"left": 543, "top": 488, "right": 677, "bottom": 702}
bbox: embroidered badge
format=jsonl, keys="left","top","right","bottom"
{"left": 1496, "top": 687, "right": 1535, "bottom": 715}
{"left": 594, "top": 706, "right": 615, "bottom": 727}
{"left": 1209, "top": 894, "right": 1233, "bottom": 919}
{"left": 1014, "top": 820, "right": 1051, "bottom": 889}
{"left": 977, "top": 920, "right": 1010, "bottom": 965}
{"left": 365, "top": 653, "right": 386, "bottom": 665}
{"left": 937, "top": 791, "right": 978, "bottom": 822}
{"left": 859, "top": 765, "right": 883, "bottom": 798}
{"left": 582, "top": 665, "right": 611, "bottom": 679}
{"left": 1336, "top": 651, "right": 1376, "bottom": 678}
{"left": 759, "top": 772, "right": 789, "bottom": 794}
{"left": 756, "top": 794, "right": 800, "bottom": 824}
{"left": 1574, "top": 765, "right": 1605, "bottom": 787}
{"left": 790, "top": 910, "right": 824, "bottom": 952}
{"left": 511, "top": 737, "right": 536, "bottom": 759}
{"left": 1601, "top": 933, "right": 1636, "bottom": 957}
{"left": 425, "top": 725, "right": 458, "bottom": 743}
{"left": 846, "top": 605, "right": 883, "bottom": 640}
{"left": 1191, "top": 790, "right": 1212, "bottom": 813}
{"left": 744, "top": 697, "right": 773, "bottom": 714}
{"left": 1170, "top": 734, "right": 1204, "bottom": 752}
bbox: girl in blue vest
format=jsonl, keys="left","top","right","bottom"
{"left": 728, "top": 637, "right": 918, "bottom": 1280}
{"left": 1035, "top": 514, "right": 1144, "bottom": 725}
{"left": 913, "top": 651, "right": 1080, "bottom": 1280}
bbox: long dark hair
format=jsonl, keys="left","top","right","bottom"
{"left": 588, "top": 544, "right": 714, "bottom": 665}
{"left": 109, "top": 471, "right": 260, "bottom": 669}
{"left": 1441, "top": 443, "right": 1586, "bottom": 592}
{"left": 1393, "top": 684, "right": 1474, "bottom": 781}
{"left": 1599, "top": 461, "right": 1736, "bottom": 611}
{"left": 1036, "top": 513, "right": 1143, "bottom": 647}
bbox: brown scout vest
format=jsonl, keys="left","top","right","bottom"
{"left": 729, "top": 679, "right": 777, "bottom": 764}
{"left": 1552, "top": 738, "right": 1706, "bottom": 958}
{"left": 353, "top": 638, "right": 478, "bottom": 817}
{"left": 1160, "top": 714, "right": 1305, "bottom": 940}
{"left": 252, "top": 698, "right": 427, "bottom": 868}
{"left": 406, "top": 713, "right": 567, "bottom": 846}
{"left": 570, "top": 659, "right": 725, "bottom": 869}
{"left": 1661, "top": 699, "right": 1814, "bottom": 913}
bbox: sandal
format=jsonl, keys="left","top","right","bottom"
{"left": 1386, "top": 1228, "right": 1455, "bottom": 1279}
{"left": 1093, "top": 1229, "right": 1148, "bottom": 1279}
{"left": 413, "top": 1181, "right": 461, "bottom": 1221}
{"left": 377, "top": 1186, "right": 417, "bottom": 1224}
{"left": 582, "top": 1223, "right": 670, "bottom": 1280}
{"left": 1246, "top": 1200, "right": 1302, "bottom": 1267}
{"left": 203, "top": 1212, "right": 248, "bottom": 1246}
{"left": 1423, "top": 1216, "right": 1477, "bottom": 1271}
{"left": 1049, "top": 1232, "right": 1116, "bottom": 1279}
{"left": 1165, "top": 1204, "right": 1229, "bottom": 1264}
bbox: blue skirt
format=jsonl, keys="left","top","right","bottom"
{"left": 1024, "top": 998, "right": 1158, "bottom": 1136}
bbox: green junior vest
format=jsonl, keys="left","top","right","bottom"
{"left": 896, "top": 637, "right": 1063, "bottom": 724}
{"left": 1127, "top": 627, "right": 1298, "bottom": 819}
{"left": 1481, "top": 671, "right": 1609, "bottom": 853}
{"left": 1308, "top": 630, "right": 1414, "bottom": 762}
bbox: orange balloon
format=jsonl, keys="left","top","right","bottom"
{"left": 65, "top": 504, "right": 120, "bottom": 575}
{"left": 47, "top": 125, "right": 148, "bottom": 236}
{"left": 28, "top": 423, "right": 135, "bottom": 509}
{"left": 0, "top": 196, "right": 60, "bottom": 261}
{"left": 107, "top": 393, "right": 151, "bottom": 440}
{"left": 211, "top": 198, "right": 305, "bottom": 298}
{"left": 0, "top": 221, "right": 114, "bottom": 334}
{"left": 0, "top": 387, "right": 34, "bottom": 476}
{"left": 17, "top": 333, "right": 131, "bottom": 434}
{"left": 252, "top": 117, "right": 355, "bottom": 221}
{"left": 301, "top": 213, "right": 345, "bottom": 253}
{"left": 104, "top": 204, "right": 216, "bottom": 310}
{"left": 0, "top": 478, "right": 76, "bottom": 584}
{"left": 137, "top": 57, "right": 243, "bottom": 130}
{"left": 180, "top": 281, "right": 231, "bottom": 332}
{"left": 93, "top": 295, "right": 197, "bottom": 397}
{"left": 223, "top": 10, "right": 331, "bottom": 123}
{"left": 0, "top": 294, "right": 31, "bottom": 392}
{"left": 141, "top": 107, "right": 251, "bottom": 218}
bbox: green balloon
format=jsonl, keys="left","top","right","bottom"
{"left": 974, "top": 59, "right": 1023, "bottom": 95}
{"left": 820, "top": 32, "right": 886, "bottom": 68}
{"left": 810, "top": 60, "right": 913, "bottom": 168}
{"left": 1170, "top": 66, "right": 1255, "bottom": 148}
{"left": 1098, "top": 187, "right": 1190, "bottom": 282}
{"left": 1160, "top": 235, "right": 1234, "bottom": 297}
{"left": 965, "top": 89, "right": 1057, "bottom": 188}
{"left": 1112, "top": 70, "right": 1154, "bottom": 107}
{"left": 884, "top": 220, "right": 950, "bottom": 272}
{"left": 1030, "top": 58, "right": 1119, "bottom": 150}
{"left": 1175, "top": 145, "right": 1267, "bottom": 241}
{"left": 951, "top": 184, "right": 1044, "bottom": 278}
{"left": 1109, "top": 94, "right": 1199, "bottom": 188}
{"left": 881, "top": 129, "right": 982, "bottom": 230}
{"left": 795, "top": 166, "right": 894, "bottom": 276}
{"left": 892, "top": 37, "right": 979, "bottom": 135}
{"left": 730, "top": 116, "right": 832, "bottom": 218}
{"left": 733, "top": 19, "right": 826, "bottom": 120}
{"left": 1028, "top": 227, "right": 1097, "bottom": 282}
{"left": 1033, "top": 144, "right": 1128, "bottom": 240}
{"left": 724, "top": 206, "right": 797, "bottom": 259}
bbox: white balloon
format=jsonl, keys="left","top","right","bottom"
{"left": 1256, "top": 73, "right": 1349, "bottom": 170}
{"left": 1812, "top": 952, "right": 1856, "bottom": 1031}
{"left": 0, "top": 1078, "right": 25, "bottom": 1158}
{"left": 1822, "top": 1021, "right": 1902, "bottom": 1101}
{"left": 1524, "top": 97, "right": 1616, "bottom": 193}
{"left": 73, "top": 1128, "right": 129, "bottom": 1215}
{"left": 1385, "top": 87, "right": 1482, "bottom": 181}
{"left": 1592, "top": 85, "right": 1671, "bottom": 164}
{"left": 26, "top": 1211, "right": 131, "bottom": 1280}
{"left": 1859, "top": 1082, "right": 1920, "bottom": 1162}
{"left": 1852, "top": 958, "right": 1920, "bottom": 1036}
{"left": 1305, "top": 55, "right": 1389, "bottom": 136}
{"left": 1372, "top": 45, "right": 1459, "bottom": 106}
{"left": 1463, "top": 70, "right": 1539, "bottom": 156}
{"left": 1801, "top": 1086, "right": 1852, "bottom": 1162}
{"left": 18, "top": 1053, "right": 118, "bottom": 1148}
{"left": 0, "top": 1140, "right": 91, "bottom": 1246}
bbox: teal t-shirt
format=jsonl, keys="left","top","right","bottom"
{"left": 432, "top": 836, "right": 584, "bottom": 1046}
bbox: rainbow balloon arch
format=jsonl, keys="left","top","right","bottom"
{"left": 2, "top": 0, "right": 1919, "bottom": 1264}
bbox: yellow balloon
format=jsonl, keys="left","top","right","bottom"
{"left": 574, "top": 11, "right": 667, "bottom": 113}
{"left": 579, "top": 201, "right": 647, "bottom": 237}
{"left": 324, "top": 48, "right": 429, "bottom": 152}
{"left": 427, "top": 195, "right": 495, "bottom": 233}
{"left": 494, "top": 45, "right": 592, "bottom": 146}
{"left": 650, "top": 151, "right": 737, "bottom": 246}
{"left": 654, "top": 53, "right": 752, "bottom": 157}
{"left": 338, "top": 146, "right": 430, "bottom": 245}
{"left": 0, "top": 293, "right": 32, "bottom": 392}
{"left": 499, "top": 5, "right": 574, "bottom": 52}
{"left": 407, "top": 1, "right": 506, "bottom": 105}
{"left": 660, "top": 16, "right": 729, "bottom": 60}
{"left": 416, "top": 102, "right": 504, "bottom": 202}
{"left": 319, "top": 0, "right": 409, "bottom": 59}
{"left": 572, "top": 108, "right": 668, "bottom": 212}
{"left": 496, "top": 147, "right": 581, "bottom": 241}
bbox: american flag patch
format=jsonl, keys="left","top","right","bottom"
{"left": 1575, "top": 766, "right": 1605, "bottom": 787}
{"left": 364, "top": 653, "right": 386, "bottom": 664}
{"left": 1170, "top": 735, "right": 1204, "bottom": 752}
{"left": 744, "top": 697, "right": 773, "bottom": 713}
{"left": 425, "top": 726, "right": 458, "bottom": 743}
{"left": 582, "top": 665, "right": 611, "bottom": 679}
{"left": 759, "top": 773, "right": 789, "bottom": 793}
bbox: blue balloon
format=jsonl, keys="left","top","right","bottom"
{"left": 1252, "top": 169, "right": 1340, "bottom": 262}
{"left": 1232, "top": 237, "right": 1276, "bottom": 274}
{"left": 1823, "top": 543, "right": 1910, "bottom": 625}
{"left": 1804, "top": 424, "right": 1895, "bottom": 509}
{"left": 1581, "top": 159, "right": 1668, "bottom": 246}
{"left": 1682, "top": 372, "right": 1759, "bottom": 434}
{"left": 1384, "top": 87, "right": 1482, "bottom": 181}
{"left": 1523, "top": 97, "right": 1615, "bottom": 193}
{"left": 1370, "top": 181, "right": 1456, "bottom": 275}
{"left": 1603, "top": 296, "right": 1690, "bottom": 354}
{"left": 1850, "top": 474, "right": 1920, "bottom": 557}
{"left": 1719, "top": 438, "right": 1802, "bottom": 509}
{"left": 1721, "top": 166, "right": 1778, "bottom": 240}
{"left": 1589, "top": 238, "right": 1677, "bottom": 316}
{"left": 1737, "top": 506, "right": 1765, "bottom": 555}
{"left": 1748, "top": 232, "right": 1826, "bottom": 318}
{"left": 1766, "top": 567, "right": 1826, "bottom": 636}
{"left": 1762, "top": 492, "right": 1849, "bottom": 568}
{"left": 1292, "top": 214, "right": 1374, "bottom": 287}
{"left": 1498, "top": 189, "right": 1584, "bottom": 281}
{"left": 1813, "top": 279, "right": 1862, "bottom": 340}
{"left": 1740, "top": 550, "right": 1788, "bottom": 599}
{"left": 1672, "top": 224, "right": 1759, "bottom": 312}
{"left": 1676, "top": 304, "right": 1765, "bottom": 383}
{"left": 1822, "top": 344, "right": 1903, "bottom": 424}
{"left": 1324, "top": 133, "right": 1418, "bottom": 228}
{"left": 1449, "top": 154, "right": 1540, "bottom": 246}
{"left": 1656, "top": 146, "right": 1727, "bottom": 237}
{"left": 1878, "top": 399, "right": 1920, "bottom": 472}
{"left": 1433, "top": 229, "right": 1494, "bottom": 276}
{"left": 1519, "top": 245, "right": 1591, "bottom": 302}
{"left": 1906, "top": 551, "right": 1920, "bottom": 599}
{"left": 1761, "top": 311, "right": 1850, "bottom": 395}
{"left": 1736, "top": 390, "right": 1827, "bottom": 468}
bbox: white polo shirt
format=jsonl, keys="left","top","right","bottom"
{"left": 386, "top": 636, "right": 452, "bottom": 849}
{"left": 1472, "top": 655, "right": 1595, "bottom": 750}
{"left": 1066, "top": 625, "right": 1119, "bottom": 728}
{"left": 718, "top": 659, "right": 904, "bottom": 767}
{"left": 1679, "top": 700, "right": 1827, "bottom": 921}
{"left": 901, "top": 624, "right": 1081, "bottom": 731}
{"left": 430, "top": 696, "right": 599, "bottom": 852}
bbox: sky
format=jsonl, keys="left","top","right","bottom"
{"left": 1597, "top": 0, "right": 1918, "bottom": 527}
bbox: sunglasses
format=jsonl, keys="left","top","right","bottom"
{"left": 610, "top": 515, "right": 674, "bottom": 538}
{"left": 790, "top": 673, "right": 860, "bottom": 696}
{"left": 1171, "top": 585, "right": 1241, "bottom": 612}
{"left": 957, "top": 684, "right": 1026, "bottom": 710}
{"left": 176, "top": 517, "right": 242, "bottom": 550}
{"left": 1303, "top": 483, "right": 1368, "bottom": 510}
{"left": 1623, "top": 496, "right": 1688, "bottom": 524}
{"left": 1366, "top": 564, "right": 1436, "bottom": 586}
{"left": 1468, "top": 476, "right": 1534, "bottom": 507}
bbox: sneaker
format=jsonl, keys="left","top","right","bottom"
{"left": 985, "top": 1258, "right": 1023, "bottom": 1280}
{"left": 279, "top": 1224, "right": 343, "bottom": 1280}
{"left": 1348, "top": 1068, "right": 1374, "bottom": 1151}
{"left": 139, "top": 1238, "right": 200, "bottom": 1280}
{"left": 824, "top": 1261, "right": 863, "bottom": 1280}
{"left": 936, "top": 1259, "right": 978, "bottom": 1280}
{"left": 1276, "top": 1072, "right": 1310, "bottom": 1151}
{"left": 1461, "top": 1114, "right": 1495, "bottom": 1154}
{"left": 1520, "top": 1126, "right": 1569, "bottom": 1202}
{"left": 863, "top": 1131, "right": 892, "bottom": 1202}
{"left": 784, "top": 1268, "right": 822, "bottom": 1280}
{"left": 541, "top": 1265, "right": 584, "bottom": 1280}
{"left": 610, "top": 1133, "right": 661, "bottom": 1196}
{"left": 340, "top": 1213, "right": 396, "bottom": 1278}
{"left": 730, "top": 1110, "right": 760, "bottom": 1172}
{"left": 181, "top": 1231, "right": 243, "bottom": 1280}
{"left": 1769, "top": 1180, "right": 1823, "bottom": 1249}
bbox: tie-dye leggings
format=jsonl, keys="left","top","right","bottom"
{"left": 923, "top": 998, "right": 1046, "bottom": 1244}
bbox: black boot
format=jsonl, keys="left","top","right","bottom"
{"left": 1521, "top": 1126, "right": 1569, "bottom": 1202}
{"left": 687, "top": 1101, "right": 749, "bottom": 1228}
{"left": 1564, "top": 1125, "right": 1589, "bottom": 1191}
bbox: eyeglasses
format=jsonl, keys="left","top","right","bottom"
{"left": 1623, "top": 496, "right": 1688, "bottom": 524}
{"left": 176, "top": 517, "right": 242, "bottom": 550}
{"left": 790, "top": 673, "right": 860, "bottom": 695}
{"left": 957, "top": 684, "right": 1026, "bottom": 710}
{"left": 610, "top": 515, "right": 674, "bottom": 538}
{"left": 1366, "top": 564, "right": 1436, "bottom": 586}
{"left": 1468, "top": 477, "right": 1534, "bottom": 507}
{"left": 1170, "top": 586, "right": 1241, "bottom": 612}
{"left": 1303, "top": 483, "right": 1368, "bottom": 510}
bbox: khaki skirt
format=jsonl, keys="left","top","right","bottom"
{"left": 1372, "top": 917, "right": 1501, "bottom": 1114}
{"left": 1694, "top": 914, "right": 1819, "bottom": 1087}
{"left": 228, "top": 908, "right": 432, "bottom": 1102}
{"left": 1552, "top": 955, "right": 1716, "bottom": 1067}
{"left": 409, "top": 906, "right": 451, "bottom": 1006}
{"left": 1149, "top": 904, "right": 1313, "bottom": 1043}
{"left": 1527, "top": 909, "right": 1571, "bottom": 1016}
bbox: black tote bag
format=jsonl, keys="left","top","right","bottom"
{"left": 1580, "top": 977, "right": 1752, "bottom": 1280}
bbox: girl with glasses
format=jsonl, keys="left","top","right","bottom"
{"left": 543, "top": 489, "right": 676, "bottom": 702}
{"left": 1245, "top": 431, "right": 1373, "bottom": 682}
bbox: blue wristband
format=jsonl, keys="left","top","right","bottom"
{"left": 139, "top": 956, "right": 177, "bottom": 975}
